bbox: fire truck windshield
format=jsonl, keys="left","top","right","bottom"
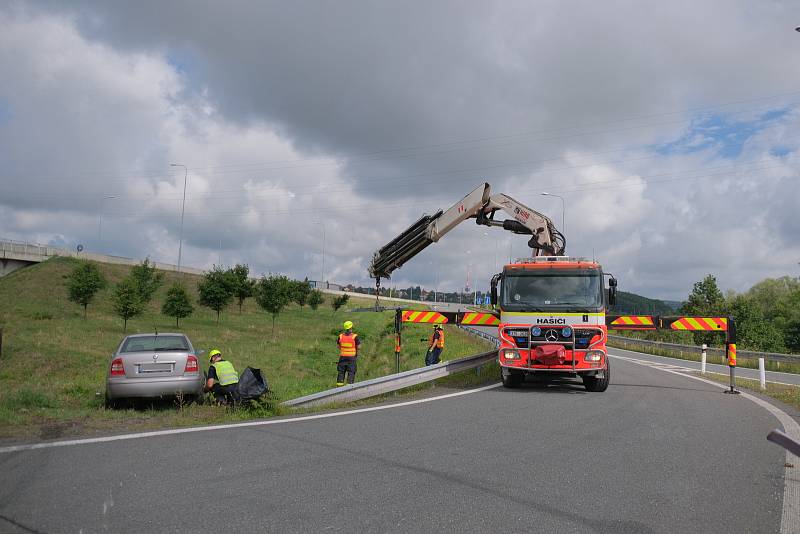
{"left": 501, "top": 271, "right": 604, "bottom": 311}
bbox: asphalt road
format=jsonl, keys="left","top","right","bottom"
{"left": 0, "top": 353, "right": 788, "bottom": 533}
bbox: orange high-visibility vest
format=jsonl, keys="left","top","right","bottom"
{"left": 429, "top": 330, "right": 445, "bottom": 349}
{"left": 338, "top": 332, "right": 358, "bottom": 357}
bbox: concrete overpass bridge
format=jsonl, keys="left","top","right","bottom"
{"left": 0, "top": 238, "right": 204, "bottom": 277}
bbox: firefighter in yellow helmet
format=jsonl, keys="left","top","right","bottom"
{"left": 336, "top": 320, "right": 361, "bottom": 386}
{"left": 425, "top": 323, "right": 445, "bottom": 366}
{"left": 204, "top": 349, "right": 240, "bottom": 404}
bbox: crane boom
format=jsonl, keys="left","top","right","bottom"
{"left": 368, "top": 182, "right": 565, "bottom": 281}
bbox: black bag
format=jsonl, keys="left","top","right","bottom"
{"left": 237, "top": 367, "right": 269, "bottom": 401}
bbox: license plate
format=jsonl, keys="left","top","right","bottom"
{"left": 138, "top": 363, "right": 173, "bottom": 373}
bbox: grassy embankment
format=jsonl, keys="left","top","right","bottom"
{"left": 0, "top": 257, "right": 494, "bottom": 441}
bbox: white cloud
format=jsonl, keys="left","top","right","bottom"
{"left": 1, "top": 3, "right": 800, "bottom": 302}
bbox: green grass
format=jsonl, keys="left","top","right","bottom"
{"left": 0, "top": 257, "right": 493, "bottom": 441}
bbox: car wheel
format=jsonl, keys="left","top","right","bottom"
{"left": 104, "top": 394, "right": 121, "bottom": 409}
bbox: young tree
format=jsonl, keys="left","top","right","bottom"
{"left": 113, "top": 277, "right": 144, "bottom": 332}
{"left": 293, "top": 278, "right": 312, "bottom": 308}
{"left": 727, "top": 294, "right": 785, "bottom": 352}
{"left": 308, "top": 289, "right": 325, "bottom": 311}
{"left": 332, "top": 294, "right": 350, "bottom": 313}
{"left": 197, "top": 265, "right": 233, "bottom": 324}
{"left": 226, "top": 263, "right": 255, "bottom": 314}
{"left": 681, "top": 274, "right": 727, "bottom": 346}
{"left": 66, "top": 261, "right": 107, "bottom": 318}
{"left": 198, "top": 266, "right": 234, "bottom": 324}
{"left": 130, "top": 258, "right": 164, "bottom": 304}
{"left": 162, "top": 282, "right": 194, "bottom": 327}
{"left": 255, "top": 275, "right": 294, "bottom": 336}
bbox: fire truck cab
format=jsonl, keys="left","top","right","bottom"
{"left": 492, "top": 256, "right": 616, "bottom": 391}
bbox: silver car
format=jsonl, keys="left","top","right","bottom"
{"left": 105, "top": 333, "right": 204, "bottom": 407}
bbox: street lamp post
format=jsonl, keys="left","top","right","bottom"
{"left": 313, "top": 222, "right": 326, "bottom": 286}
{"left": 170, "top": 163, "right": 188, "bottom": 274}
{"left": 98, "top": 194, "right": 117, "bottom": 243}
{"left": 541, "top": 192, "right": 566, "bottom": 234}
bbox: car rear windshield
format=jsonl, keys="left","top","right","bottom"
{"left": 120, "top": 335, "right": 189, "bottom": 353}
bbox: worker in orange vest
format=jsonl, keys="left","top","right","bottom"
{"left": 425, "top": 323, "right": 445, "bottom": 366}
{"left": 336, "top": 320, "right": 361, "bottom": 386}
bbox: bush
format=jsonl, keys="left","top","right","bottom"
{"left": 113, "top": 277, "right": 144, "bottom": 332}
{"left": 293, "top": 279, "right": 312, "bottom": 308}
{"left": 255, "top": 275, "right": 294, "bottom": 336}
{"left": 162, "top": 282, "right": 194, "bottom": 327}
{"left": 332, "top": 294, "right": 350, "bottom": 313}
{"left": 227, "top": 264, "right": 255, "bottom": 314}
{"left": 198, "top": 266, "right": 234, "bottom": 324}
{"left": 130, "top": 258, "right": 164, "bottom": 304}
{"left": 66, "top": 262, "right": 106, "bottom": 318}
{"left": 308, "top": 289, "right": 324, "bottom": 311}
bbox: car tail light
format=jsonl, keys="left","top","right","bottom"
{"left": 110, "top": 358, "right": 125, "bottom": 376}
{"left": 185, "top": 355, "right": 199, "bottom": 373}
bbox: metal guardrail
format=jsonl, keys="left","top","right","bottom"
{"left": 458, "top": 324, "right": 501, "bottom": 348}
{"left": 282, "top": 350, "right": 497, "bottom": 409}
{"left": 608, "top": 334, "right": 800, "bottom": 363}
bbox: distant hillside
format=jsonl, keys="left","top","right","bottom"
{"left": 661, "top": 300, "right": 684, "bottom": 312}
{"left": 609, "top": 291, "right": 674, "bottom": 315}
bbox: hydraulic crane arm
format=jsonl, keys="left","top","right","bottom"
{"left": 369, "top": 182, "right": 566, "bottom": 281}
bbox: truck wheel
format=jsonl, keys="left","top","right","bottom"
{"left": 502, "top": 370, "right": 523, "bottom": 388}
{"left": 583, "top": 359, "right": 610, "bottom": 392}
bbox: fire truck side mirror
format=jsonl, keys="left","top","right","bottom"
{"left": 607, "top": 277, "right": 617, "bottom": 306}
{"left": 490, "top": 273, "right": 501, "bottom": 307}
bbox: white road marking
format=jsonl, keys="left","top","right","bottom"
{"left": 610, "top": 353, "right": 800, "bottom": 534}
{"left": 612, "top": 354, "right": 800, "bottom": 387}
{"left": 0, "top": 383, "right": 502, "bottom": 454}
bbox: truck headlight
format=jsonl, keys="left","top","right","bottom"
{"left": 584, "top": 351, "right": 604, "bottom": 362}
{"left": 502, "top": 349, "right": 520, "bottom": 360}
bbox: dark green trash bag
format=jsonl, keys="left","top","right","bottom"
{"left": 237, "top": 367, "right": 269, "bottom": 401}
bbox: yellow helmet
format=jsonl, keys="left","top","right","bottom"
{"left": 208, "top": 349, "right": 222, "bottom": 362}
{"left": 434, "top": 323, "right": 442, "bottom": 329}
{"left": 343, "top": 321, "right": 354, "bottom": 330}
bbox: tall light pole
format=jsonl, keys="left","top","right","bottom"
{"left": 313, "top": 221, "right": 326, "bottom": 287}
{"left": 98, "top": 194, "right": 117, "bottom": 243}
{"left": 541, "top": 192, "right": 565, "bottom": 234}
{"left": 170, "top": 163, "right": 188, "bottom": 273}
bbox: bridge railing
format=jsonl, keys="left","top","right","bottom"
{"left": 1, "top": 238, "right": 205, "bottom": 275}
{"left": 607, "top": 334, "right": 800, "bottom": 364}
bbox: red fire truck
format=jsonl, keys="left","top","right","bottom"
{"left": 491, "top": 256, "right": 614, "bottom": 391}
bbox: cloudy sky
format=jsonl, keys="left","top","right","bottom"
{"left": 1, "top": 1, "right": 799, "bottom": 300}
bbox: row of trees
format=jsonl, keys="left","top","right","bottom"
{"left": 674, "top": 274, "right": 800, "bottom": 352}
{"left": 67, "top": 259, "right": 169, "bottom": 330}
{"left": 66, "top": 260, "right": 350, "bottom": 333}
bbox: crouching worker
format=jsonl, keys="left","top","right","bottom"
{"left": 205, "top": 349, "right": 240, "bottom": 405}
{"left": 336, "top": 321, "right": 361, "bottom": 386}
